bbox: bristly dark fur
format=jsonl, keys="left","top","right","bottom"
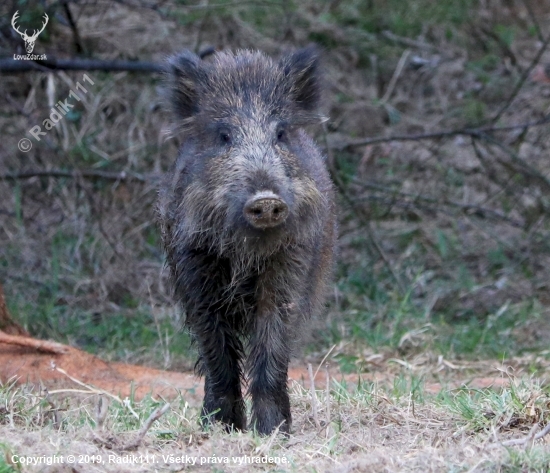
{"left": 157, "top": 46, "right": 337, "bottom": 435}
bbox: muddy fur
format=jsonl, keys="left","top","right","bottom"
{"left": 157, "top": 46, "right": 336, "bottom": 435}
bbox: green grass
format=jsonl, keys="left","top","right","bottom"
{"left": 0, "top": 444, "right": 20, "bottom": 473}
{"left": 322, "top": 0, "right": 475, "bottom": 37}
{"left": 327, "top": 251, "right": 548, "bottom": 365}
{"left": 9, "top": 294, "right": 192, "bottom": 366}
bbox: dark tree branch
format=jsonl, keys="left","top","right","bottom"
{"left": 0, "top": 169, "right": 151, "bottom": 183}
{"left": 0, "top": 48, "right": 215, "bottom": 73}
{"left": 61, "top": 0, "right": 85, "bottom": 54}
{"left": 0, "top": 58, "right": 165, "bottom": 73}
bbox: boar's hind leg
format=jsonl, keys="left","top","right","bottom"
{"left": 248, "top": 312, "right": 291, "bottom": 435}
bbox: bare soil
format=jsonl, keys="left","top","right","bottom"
{"left": 1, "top": 336, "right": 512, "bottom": 402}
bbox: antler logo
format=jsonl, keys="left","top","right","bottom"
{"left": 11, "top": 11, "right": 49, "bottom": 54}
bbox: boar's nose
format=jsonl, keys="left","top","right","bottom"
{"left": 244, "top": 191, "right": 289, "bottom": 229}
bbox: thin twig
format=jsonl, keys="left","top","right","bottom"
{"left": 380, "top": 49, "right": 411, "bottom": 104}
{"left": 353, "top": 179, "right": 525, "bottom": 228}
{"left": 521, "top": 0, "right": 544, "bottom": 44}
{"left": 478, "top": 25, "right": 517, "bottom": 66}
{"left": 325, "top": 364, "right": 331, "bottom": 437}
{"left": 500, "top": 423, "right": 550, "bottom": 446}
{"left": 524, "top": 423, "right": 540, "bottom": 451}
{"left": 476, "top": 131, "right": 550, "bottom": 191}
{"left": 95, "top": 396, "right": 108, "bottom": 430}
{"left": 123, "top": 403, "right": 170, "bottom": 450}
{"left": 307, "top": 363, "right": 320, "bottom": 429}
{"left": 53, "top": 365, "right": 124, "bottom": 404}
{"left": 491, "top": 32, "right": 550, "bottom": 124}
{"left": 47, "top": 388, "right": 107, "bottom": 395}
{"left": 381, "top": 30, "right": 440, "bottom": 52}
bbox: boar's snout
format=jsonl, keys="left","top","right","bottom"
{"left": 243, "top": 191, "right": 289, "bottom": 229}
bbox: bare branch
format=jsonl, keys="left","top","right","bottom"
{"left": 0, "top": 58, "right": 164, "bottom": 73}
{"left": 62, "top": 0, "right": 84, "bottom": 54}
{"left": 0, "top": 169, "right": 150, "bottom": 183}
{"left": 353, "top": 179, "right": 525, "bottom": 228}
{"left": 491, "top": 32, "right": 550, "bottom": 124}
{"left": 0, "top": 331, "right": 68, "bottom": 354}
{"left": 381, "top": 30, "right": 440, "bottom": 52}
{"left": 0, "top": 46, "right": 216, "bottom": 73}
{"left": 476, "top": 132, "right": 550, "bottom": 192}
{"left": 323, "top": 125, "right": 407, "bottom": 292}
{"left": 521, "top": 0, "right": 544, "bottom": 43}
{"left": 330, "top": 115, "right": 550, "bottom": 151}
{"left": 500, "top": 423, "right": 550, "bottom": 447}
{"left": 123, "top": 403, "right": 170, "bottom": 450}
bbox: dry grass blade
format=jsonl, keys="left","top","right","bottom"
{"left": 325, "top": 365, "right": 332, "bottom": 438}
{"left": 308, "top": 363, "right": 320, "bottom": 429}
{"left": 255, "top": 421, "right": 283, "bottom": 456}
{"left": 53, "top": 364, "right": 124, "bottom": 404}
{"left": 380, "top": 49, "right": 411, "bottom": 104}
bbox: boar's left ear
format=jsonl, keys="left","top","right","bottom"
{"left": 281, "top": 45, "right": 321, "bottom": 113}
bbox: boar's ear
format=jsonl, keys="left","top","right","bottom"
{"left": 281, "top": 45, "right": 321, "bottom": 113}
{"left": 165, "top": 51, "right": 206, "bottom": 122}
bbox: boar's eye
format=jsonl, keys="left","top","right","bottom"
{"left": 276, "top": 127, "right": 286, "bottom": 142}
{"left": 219, "top": 130, "right": 232, "bottom": 146}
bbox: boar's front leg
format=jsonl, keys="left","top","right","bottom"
{"left": 248, "top": 313, "right": 291, "bottom": 435}
{"left": 247, "top": 273, "right": 297, "bottom": 435}
{"left": 196, "top": 320, "right": 246, "bottom": 431}
{"left": 178, "top": 251, "right": 246, "bottom": 431}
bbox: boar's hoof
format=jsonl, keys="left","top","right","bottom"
{"left": 244, "top": 192, "right": 289, "bottom": 229}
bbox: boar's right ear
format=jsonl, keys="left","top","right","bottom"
{"left": 165, "top": 51, "right": 206, "bottom": 123}
{"left": 281, "top": 45, "right": 321, "bottom": 114}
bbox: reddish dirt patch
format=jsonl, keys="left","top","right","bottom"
{"left": 1, "top": 341, "right": 203, "bottom": 402}
{"left": 1, "top": 337, "right": 512, "bottom": 403}
{"left": 1, "top": 338, "right": 354, "bottom": 402}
